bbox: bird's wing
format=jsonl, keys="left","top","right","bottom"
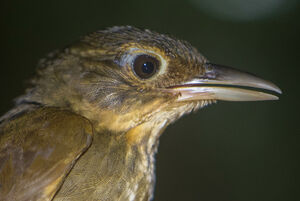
{"left": 0, "top": 107, "right": 93, "bottom": 201}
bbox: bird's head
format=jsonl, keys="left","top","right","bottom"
{"left": 24, "top": 26, "right": 281, "bottom": 141}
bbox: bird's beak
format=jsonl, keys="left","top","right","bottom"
{"left": 168, "top": 63, "right": 282, "bottom": 101}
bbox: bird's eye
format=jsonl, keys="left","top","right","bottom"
{"left": 132, "top": 54, "right": 160, "bottom": 79}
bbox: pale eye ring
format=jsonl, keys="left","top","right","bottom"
{"left": 132, "top": 54, "right": 160, "bottom": 79}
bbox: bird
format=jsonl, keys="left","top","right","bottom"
{"left": 0, "top": 26, "right": 281, "bottom": 201}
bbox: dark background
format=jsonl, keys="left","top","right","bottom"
{"left": 1, "top": 0, "right": 299, "bottom": 201}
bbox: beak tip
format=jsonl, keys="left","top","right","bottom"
{"left": 277, "top": 88, "right": 283, "bottom": 94}
{"left": 268, "top": 83, "right": 282, "bottom": 94}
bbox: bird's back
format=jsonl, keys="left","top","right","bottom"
{"left": 0, "top": 107, "right": 93, "bottom": 201}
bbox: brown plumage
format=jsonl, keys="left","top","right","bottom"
{"left": 0, "top": 26, "right": 281, "bottom": 201}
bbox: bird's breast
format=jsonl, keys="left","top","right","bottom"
{"left": 53, "top": 123, "right": 162, "bottom": 201}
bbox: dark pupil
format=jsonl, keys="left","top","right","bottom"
{"left": 142, "top": 62, "right": 154, "bottom": 74}
{"left": 133, "top": 55, "right": 159, "bottom": 79}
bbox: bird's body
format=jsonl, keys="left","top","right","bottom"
{"left": 0, "top": 26, "right": 280, "bottom": 201}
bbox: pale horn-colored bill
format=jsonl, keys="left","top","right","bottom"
{"left": 172, "top": 86, "right": 279, "bottom": 101}
{"left": 168, "top": 63, "right": 281, "bottom": 102}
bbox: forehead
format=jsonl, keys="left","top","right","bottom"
{"left": 81, "top": 26, "right": 203, "bottom": 60}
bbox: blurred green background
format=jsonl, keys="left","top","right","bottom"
{"left": 0, "top": 0, "right": 299, "bottom": 200}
